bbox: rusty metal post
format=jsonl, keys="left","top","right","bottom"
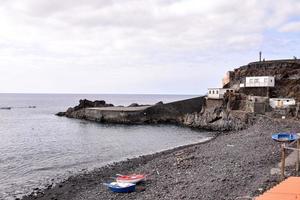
{"left": 281, "top": 144, "right": 286, "bottom": 180}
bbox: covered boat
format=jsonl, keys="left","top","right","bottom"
{"left": 272, "top": 133, "right": 299, "bottom": 142}
{"left": 105, "top": 182, "right": 136, "bottom": 193}
{"left": 116, "top": 174, "right": 146, "bottom": 184}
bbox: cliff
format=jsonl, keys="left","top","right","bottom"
{"left": 225, "top": 59, "right": 300, "bottom": 101}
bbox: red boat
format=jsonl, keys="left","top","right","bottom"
{"left": 116, "top": 174, "right": 146, "bottom": 184}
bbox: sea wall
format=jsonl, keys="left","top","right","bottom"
{"left": 72, "top": 107, "right": 149, "bottom": 124}
{"left": 143, "top": 96, "right": 205, "bottom": 123}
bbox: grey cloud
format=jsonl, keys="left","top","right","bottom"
{"left": 0, "top": 0, "right": 300, "bottom": 93}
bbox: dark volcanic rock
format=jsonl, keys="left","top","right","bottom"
{"left": 56, "top": 99, "right": 114, "bottom": 117}
{"left": 128, "top": 103, "right": 139, "bottom": 107}
{"left": 155, "top": 101, "right": 164, "bottom": 105}
{"left": 128, "top": 103, "right": 150, "bottom": 107}
{"left": 56, "top": 112, "right": 66, "bottom": 117}
{"left": 74, "top": 99, "right": 113, "bottom": 110}
{"left": 183, "top": 98, "right": 254, "bottom": 131}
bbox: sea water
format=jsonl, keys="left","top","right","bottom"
{"left": 0, "top": 93, "right": 211, "bottom": 199}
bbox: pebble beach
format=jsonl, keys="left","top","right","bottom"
{"left": 21, "top": 117, "right": 300, "bottom": 200}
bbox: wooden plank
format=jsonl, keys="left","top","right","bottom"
{"left": 297, "top": 140, "right": 300, "bottom": 175}
{"left": 281, "top": 144, "right": 286, "bottom": 180}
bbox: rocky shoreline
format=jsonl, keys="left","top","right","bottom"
{"left": 21, "top": 117, "right": 300, "bottom": 200}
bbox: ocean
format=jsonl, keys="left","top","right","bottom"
{"left": 0, "top": 93, "right": 211, "bottom": 199}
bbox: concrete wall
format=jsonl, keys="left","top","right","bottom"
{"left": 245, "top": 76, "right": 275, "bottom": 87}
{"left": 144, "top": 96, "right": 205, "bottom": 123}
{"left": 83, "top": 108, "right": 147, "bottom": 124}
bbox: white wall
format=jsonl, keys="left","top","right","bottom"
{"left": 245, "top": 76, "right": 275, "bottom": 87}
{"left": 208, "top": 89, "right": 223, "bottom": 99}
{"left": 207, "top": 88, "right": 234, "bottom": 99}
{"left": 269, "top": 98, "right": 296, "bottom": 108}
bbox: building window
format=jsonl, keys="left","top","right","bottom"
{"left": 254, "top": 79, "right": 259, "bottom": 83}
{"left": 212, "top": 91, "right": 215, "bottom": 94}
{"left": 250, "top": 79, "right": 254, "bottom": 84}
{"left": 264, "top": 78, "right": 268, "bottom": 83}
{"left": 216, "top": 90, "right": 219, "bottom": 94}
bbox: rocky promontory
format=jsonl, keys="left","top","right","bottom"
{"left": 56, "top": 99, "right": 114, "bottom": 117}
{"left": 56, "top": 96, "right": 254, "bottom": 131}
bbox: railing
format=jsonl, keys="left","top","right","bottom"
{"left": 281, "top": 139, "right": 300, "bottom": 180}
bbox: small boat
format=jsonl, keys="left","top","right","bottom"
{"left": 104, "top": 182, "right": 136, "bottom": 193}
{"left": 272, "top": 133, "right": 299, "bottom": 142}
{"left": 116, "top": 174, "right": 146, "bottom": 184}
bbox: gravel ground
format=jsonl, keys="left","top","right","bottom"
{"left": 21, "top": 117, "right": 300, "bottom": 200}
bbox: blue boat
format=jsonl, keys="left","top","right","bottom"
{"left": 104, "top": 182, "right": 136, "bottom": 193}
{"left": 272, "top": 133, "right": 299, "bottom": 142}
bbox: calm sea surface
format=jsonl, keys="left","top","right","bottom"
{"left": 0, "top": 94, "right": 211, "bottom": 199}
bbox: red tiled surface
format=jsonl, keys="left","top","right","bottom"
{"left": 256, "top": 177, "right": 300, "bottom": 200}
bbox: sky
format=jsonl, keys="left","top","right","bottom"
{"left": 0, "top": 0, "right": 300, "bottom": 94}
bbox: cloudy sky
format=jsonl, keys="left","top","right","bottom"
{"left": 0, "top": 0, "right": 300, "bottom": 94}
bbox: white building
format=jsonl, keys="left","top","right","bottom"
{"left": 207, "top": 88, "right": 234, "bottom": 99}
{"left": 269, "top": 98, "right": 296, "bottom": 109}
{"left": 240, "top": 76, "right": 275, "bottom": 87}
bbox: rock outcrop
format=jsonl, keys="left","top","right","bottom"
{"left": 56, "top": 99, "right": 114, "bottom": 117}
{"left": 182, "top": 96, "right": 255, "bottom": 131}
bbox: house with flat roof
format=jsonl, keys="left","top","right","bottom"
{"left": 240, "top": 76, "right": 275, "bottom": 88}
{"left": 207, "top": 88, "right": 234, "bottom": 99}
{"left": 269, "top": 98, "right": 296, "bottom": 109}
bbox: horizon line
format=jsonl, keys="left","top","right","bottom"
{"left": 0, "top": 92, "right": 201, "bottom": 96}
